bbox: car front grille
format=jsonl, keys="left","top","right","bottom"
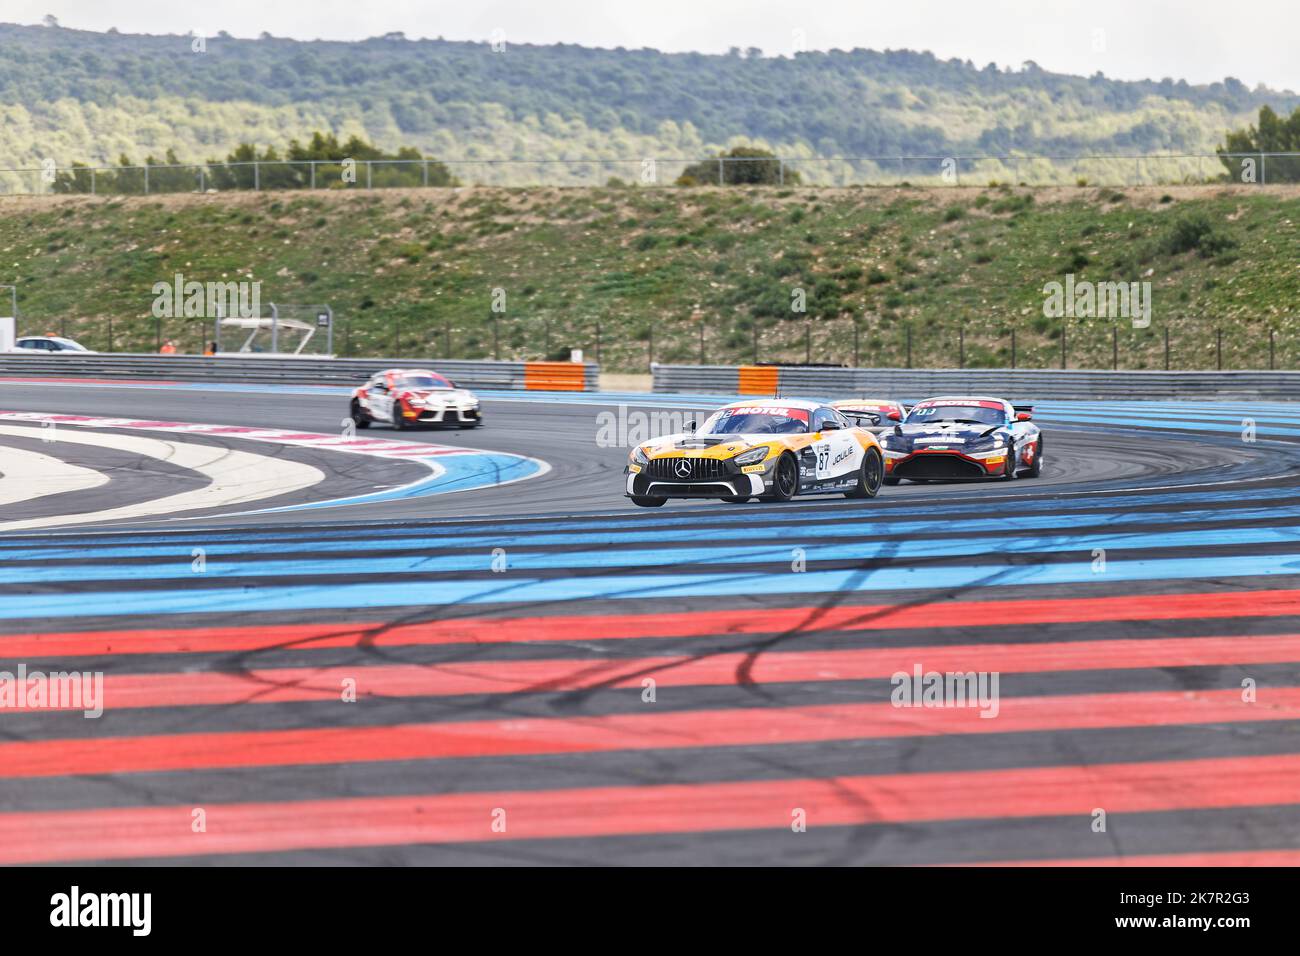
{"left": 894, "top": 453, "right": 986, "bottom": 480}
{"left": 646, "top": 456, "right": 728, "bottom": 482}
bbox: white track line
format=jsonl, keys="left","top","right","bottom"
{"left": 0, "top": 424, "right": 325, "bottom": 531}
{"left": 0, "top": 443, "right": 111, "bottom": 506}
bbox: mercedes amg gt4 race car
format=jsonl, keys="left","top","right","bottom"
{"left": 877, "top": 396, "right": 1042, "bottom": 484}
{"left": 625, "top": 399, "right": 884, "bottom": 507}
{"left": 350, "top": 368, "right": 482, "bottom": 429}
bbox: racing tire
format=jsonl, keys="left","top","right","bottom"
{"left": 392, "top": 402, "right": 409, "bottom": 431}
{"left": 630, "top": 495, "right": 667, "bottom": 508}
{"left": 1020, "top": 437, "right": 1043, "bottom": 478}
{"left": 1001, "top": 444, "right": 1018, "bottom": 480}
{"left": 349, "top": 400, "right": 371, "bottom": 430}
{"left": 844, "top": 448, "right": 884, "bottom": 498}
{"left": 761, "top": 453, "right": 800, "bottom": 502}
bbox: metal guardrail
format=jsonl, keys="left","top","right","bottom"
{"left": 0, "top": 354, "right": 599, "bottom": 391}
{"left": 2, "top": 151, "right": 1296, "bottom": 194}
{"left": 653, "top": 364, "right": 1300, "bottom": 401}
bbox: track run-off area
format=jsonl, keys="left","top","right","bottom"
{"left": 1, "top": 378, "right": 1299, "bottom": 865}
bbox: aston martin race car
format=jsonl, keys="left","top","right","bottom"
{"left": 625, "top": 399, "right": 884, "bottom": 507}
{"left": 830, "top": 399, "right": 908, "bottom": 431}
{"left": 350, "top": 368, "right": 482, "bottom": 429}
{"left": 877, "top": 395, "right": 1042, "bottom": 484}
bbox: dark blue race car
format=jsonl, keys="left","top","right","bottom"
{"left": 877, "top": 395, "right": 1043, "bottom": 484}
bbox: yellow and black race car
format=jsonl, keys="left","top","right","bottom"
{"left": 624, "top": 399, "right": 884, "bottom": 507}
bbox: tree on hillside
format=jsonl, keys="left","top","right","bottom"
{"left": 206, "top": 133, "right": 457, "bottom": 189}
{"left": 1219, "top": 105, "right": 1300, "bottom": 182}
{"left": 676, "top": 147, "right": 800, "bottom": 186}
{"left": 287, "top": 131, "right": 392, "bottom": 162}
{"left": 53, "top": 150, "right": 192, "bottom": 194}
{"left": 8, "top": 24, "right": 1300, "bottom": 177}
{"left": 51, "top": 162, "right": 93, "bottom": 194}
{"left": 50, "top": 134, "right": 457, "bottom": 193}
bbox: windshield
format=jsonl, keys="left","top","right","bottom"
{"left": 398, "top": 373, "right": 452, "bottom": 389}
{"left": 701, "top": 406, "right": 810, "bottom": 435}
{"left": 906, "top": 402, "right": 1006, "bottom": 426}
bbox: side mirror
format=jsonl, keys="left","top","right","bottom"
{"left": 820, "top": 422, "right": 841, "bottom": 432}
{"left": 1016, "top": 412, "right": 1033, "bottom": 421}
{"left": 886, "top": 410, "right": 902, "bottom": 421}
{"left": 683, "top": 420, "right": 696, "bottom": 432}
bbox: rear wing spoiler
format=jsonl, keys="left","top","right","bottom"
{"left": 838, "top": 405, "right": 909, "bottom": 426}
{"left": 839, "top": 408, "right": 885, "bottom": 426}
{"left": 1012, "top": 404, "right": 1034, "bottom": 413}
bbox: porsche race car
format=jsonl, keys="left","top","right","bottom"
{"left": 877, "top": 396, "right": 1041, "bottom": 484}
{"left": 830, "top": 399, "right": 908, "bottom": 431}
{"left": 350, "top": 368, "right": 482, "bottom": 429}
{"left": 625, "top": 399, "right": 884, "bottom": 507}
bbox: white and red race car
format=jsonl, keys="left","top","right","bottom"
{"left": 830, "top": 399, "right": 909, "bottom": 431}
{"left": 350, "top": 368, "right": 482, "bottom": 430}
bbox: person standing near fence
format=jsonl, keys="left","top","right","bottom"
{"left": 160, "top": 340, "right": 177, "bottom": 355}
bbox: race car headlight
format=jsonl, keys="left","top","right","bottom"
{"left": 631, "top": 446, "right": 650, "bottom": 465}
{"left": 732, "top": 446, "right": 770, "bottom": 466}
{"left": 878, "top": 435, "right": 907, "bottom": 452}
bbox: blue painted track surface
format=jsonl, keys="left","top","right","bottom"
{"left": 1, "top": 377, "right": 1299, "bottom": 865}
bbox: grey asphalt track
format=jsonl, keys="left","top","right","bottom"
{"left": 0, "top": 381, "right": 1276, "bottom": 527}
{"left": 2, "top": 379, "right": 1300, "bottom": 866}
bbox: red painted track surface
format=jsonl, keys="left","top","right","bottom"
{"left": 2, "top": 751, "right": 1299, "bottom": 864}
{"left": 3, "top": 384, "right": 1300, "bottom": 865}
{"left": 6, "top": 579, "right": 1300, "bottom": 864}
{"left": 9, "top": 632, "right": 1300, "bottom": 709}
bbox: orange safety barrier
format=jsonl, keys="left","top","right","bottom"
{"left": 737, "top": 365, "right": 779, "bottom": 395}
{"left": 523, "top": 361, "right": 588, "bottom": 391}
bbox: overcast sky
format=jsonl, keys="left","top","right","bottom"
{"left": 9, "top": 0, "right": 1298, "bottom": 92}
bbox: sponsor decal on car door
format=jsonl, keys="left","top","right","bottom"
{"left": 814, "top": 431, "right": 859, "bottom": 481}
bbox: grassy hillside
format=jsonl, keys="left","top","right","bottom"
{"left": 2, "top": 22, "right": 1299, "bottom": 188}
{"left": 1, "top": 184, "right": 1297, "bottom": 372}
